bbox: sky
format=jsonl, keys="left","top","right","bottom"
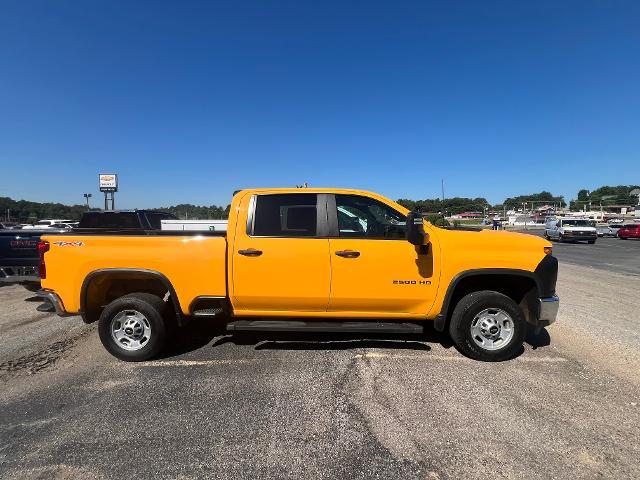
{"left": 0, "top": 0, "right": 638, "bottom": 208}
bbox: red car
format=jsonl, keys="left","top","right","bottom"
{"left": 618, "top": 224, "right": 640, "bottom": 239}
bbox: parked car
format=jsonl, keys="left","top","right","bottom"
{"left": 617, "top": 223, "right": 640, "bottom": 240}
{"left": 596, "top": 224, "right": 621, "bottom": 237}
{"left": 0, "top": 222, "right": 20, "bottom": 230}
{"left": 38, "top": 187, "right": 559, "bottom": 363}
{"left": 544, "top": 218, "right": 597, "bottom": 243}
{"left": 22, "top": 219, "right": 75, "bottom": 229}
{"left": 608, "top": 223, "right": 623, "bottom": 236}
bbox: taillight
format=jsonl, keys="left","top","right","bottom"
{"left": 38, "top": 240, "right": 50, "bottom": 279}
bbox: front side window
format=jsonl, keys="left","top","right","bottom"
{"left": 252, "top": 194, "right": 317, "bottom": 237}
{"left": 335, "top": 195, "right": 406, "bottom": 239}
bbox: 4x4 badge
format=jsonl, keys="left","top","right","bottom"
{"left": 53, "top": 241, "right": 84, "bottom": 247}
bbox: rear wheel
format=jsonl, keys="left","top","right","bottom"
{"left": 588, "top": 239, "right": 596, "bottom": 244}
{"left": 98, "top": 293, "right": 168, "bottom": 361}
{"left": 449, "top": 290, "right": 526, "bottom": 362}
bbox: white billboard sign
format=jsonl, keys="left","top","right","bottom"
{"left": 99, "top": 174, "right": 118, "bottom": 192}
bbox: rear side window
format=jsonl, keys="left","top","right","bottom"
{"left": 252, "top": 194, "right": 317, "bottom": 237}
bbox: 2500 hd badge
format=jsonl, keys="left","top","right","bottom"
{"left": 393, "top": 280, "right": 431, "bottom": 285}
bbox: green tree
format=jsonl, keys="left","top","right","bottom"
{"left": 577, "top": 189, "right": 589, "bottom": 201}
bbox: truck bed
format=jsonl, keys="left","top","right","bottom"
{"left": 40, "top": 233, "right": 228, "bottom": 315}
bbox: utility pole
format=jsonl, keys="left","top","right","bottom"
{"left": 441, "top": 179, "right": 445, "bottom": 221}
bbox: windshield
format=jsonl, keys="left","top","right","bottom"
{"left": 562, "top": 220, "right": 591, "bottom": 227}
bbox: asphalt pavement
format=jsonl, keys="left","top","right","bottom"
{"left": 520, "top": 230, "right": 640, "bottom": 275}
{"left": 1, "top": 242, "right": 639, "bottom": 479}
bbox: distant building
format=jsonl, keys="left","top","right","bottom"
{"left": 450, "top": 211, "right": 483, "bottom": 219}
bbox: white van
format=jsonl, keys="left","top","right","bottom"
{"left": 544, "top": 218, "right": 597, "bottom": 244}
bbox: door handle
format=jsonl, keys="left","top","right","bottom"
{"left": 335, "top": 250, "right": 360, "bottom": 258}
{"left": 238, "top": 249, "right": 263, "bottom": 257}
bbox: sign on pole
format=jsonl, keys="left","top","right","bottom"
{"left": 99, "top": 174, "right": 118, "bottom": 192}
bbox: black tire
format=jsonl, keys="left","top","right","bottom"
{"left": 544, "top": 231, "right": 550, "bottom": 240}
{"left": 23, "top": 282, "right": 42, "bottom": 293}
{"left": 98, "top": 293, "right": 169, "bottom": 361}
{"left": 588, "top": 240, "right": 596, "bottom": 244}
{"left": 449, "top": 290, "right": 526, "bottom": 362}
{"left": 558, "top": 234, "right": 564, "bottom": 243}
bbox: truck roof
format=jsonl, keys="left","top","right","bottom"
{"left": 237, "top": 188, "right": 410, "bottom": 212}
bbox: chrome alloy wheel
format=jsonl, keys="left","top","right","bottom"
{"left": 110, "top": 310, "right": 152, "bottom": 351}
{"left": 470, "top": 308, "right": 514, "bottom": 351}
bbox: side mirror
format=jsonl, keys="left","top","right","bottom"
{"left": 406, "top": 211, "right": 428, "bottom": 246}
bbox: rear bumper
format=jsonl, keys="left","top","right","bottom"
{"left": 36, "top": 289, "right": 68, "bottom": 316}
{"left": 0, "top": 265, "right": 39, "bottom": 283}
{"left": 536, "top": 295, "right": 559, "bottom": 327}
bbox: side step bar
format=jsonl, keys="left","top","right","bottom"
{"left": 192, "top": 307, "right": 225, "bottom": 317}
{"left": 226, "top": 320, "right": 424, "bottom": 334}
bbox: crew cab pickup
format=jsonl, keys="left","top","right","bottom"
{"left": 38, "top": 188, "right": 559, "bottom": 362}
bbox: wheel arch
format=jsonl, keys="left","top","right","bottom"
{"left": 80, "top": 268, "right": 182, "bottom": 325}
{"left": 433, "top": 269, "right": 541, "bottom": 332}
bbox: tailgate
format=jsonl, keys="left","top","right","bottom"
{"left": 0, "top": 232, "right": 40, "bottom": 265}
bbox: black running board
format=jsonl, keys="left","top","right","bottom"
{"left": 226, "top": 320, "right": 424, "bottom": 334}
{"left": 192, "top": 307, "right": 225, "bottom": 317}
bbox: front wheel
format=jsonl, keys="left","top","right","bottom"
{"left": 98, "top": 293, "right": 168, "bottom": 361}
{"left": 449, "top": 291, "right": 526, "bottom": 361}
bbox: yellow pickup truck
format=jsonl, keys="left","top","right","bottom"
{"left": 38, "top": 188, "right": 558, "bottom": 362}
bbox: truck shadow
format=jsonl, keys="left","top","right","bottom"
{"left": 525, "top": 325, "right": 551, "bottom": 349}
{"left": 162, "top": 319, "right": 457, "bottom": 357}
{"left": 223, "top": 332, "right": 436, "bottom": 352}
{"left": 162, "top": 319, "right": 550, "bottom": 359}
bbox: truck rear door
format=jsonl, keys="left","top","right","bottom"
{"left": 231, "top": 193, "right": 331, "bottom": 312}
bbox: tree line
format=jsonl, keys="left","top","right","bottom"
{"left": 2, "top": 185, "right": 637, "bottom": 222}
{"left": 570, "top": 185, "right": 640, "bottom": 210}
{"left": 0, "top": 197, "right": 88, "bottom": 223}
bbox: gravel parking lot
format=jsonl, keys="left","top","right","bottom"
{"left": 1, "top": 241, "right": 639, "bottom": 480}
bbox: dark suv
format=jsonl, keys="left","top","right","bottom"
{"left": 77, "top": 210, "right": 177, "bottom": 231}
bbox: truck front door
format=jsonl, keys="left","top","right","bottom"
{"left": 232, "top": 193, "right": 331, "bottom": 313}
{"left": 327, "top": 194, "right": 438, "bottom": 315}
